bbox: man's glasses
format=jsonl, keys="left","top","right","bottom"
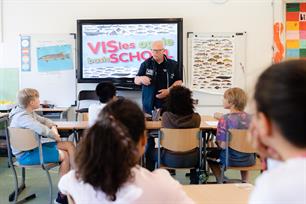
{"left": 151, "top": 49, "right": 164, "bottom": 53}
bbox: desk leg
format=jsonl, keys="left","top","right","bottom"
{"left": 202, "top": 130, "right": 207, "bottom": 172}
{"left": 60, "top": 111, "right": 68, "bottom": 121}
{"left": 73, "top": 129, "right": 78, "bottom": 144}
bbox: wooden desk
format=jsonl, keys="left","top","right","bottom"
{"left": 0, "top": 113, "right": 9, "bottom": 119}
{"left": 55, "top": 121, "right": 88, "bottom": 142}
{"left": 54, "top": 115, "right": 218, "bottom": 131}
{"left": 54, "top": 115, "right": 218, "bottom": 143}
{"left": 35, "top": 107, "right": 69, "bottom": 120}
{"left": 55, "top": 121, "right": 88, "bottom": 130}
{"left": 200, "top": 115, "right": 218, "bottom": 129}
{"left": 145, "top": 115, "right": 218, "bottom": 130}
{"left": 183, "top": 183, "right": 253, "bottom": 204}
{"left": 0, "top": 104, "right": 15, "bottom": 112}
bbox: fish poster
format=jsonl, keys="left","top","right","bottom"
{"left": 190, "top": 36, "right": 234, "bottom": 94}
{"left": 37, "top": 44, "right": 73, "bottom": 72}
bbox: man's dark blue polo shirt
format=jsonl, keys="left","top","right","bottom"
{"left": 136, "top": 55, "right": 182, "bottom": 114}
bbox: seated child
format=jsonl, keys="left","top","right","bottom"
{"left": 9, "top": 88, "right": 76, "bottom": 204}
{"left": 249, "top": 60, "right": 306, "bottom": 204}
{"left": 58, "top": 98, "right": 193, "bottom": 203}
{"left": 88, "top": 82, "right": 116, "bottom": 126}
{"left": 146, "top": 86, "right": 201, "bottom": 183}
{"left": 208, "top": 87, "right": 255, "bottom": 183}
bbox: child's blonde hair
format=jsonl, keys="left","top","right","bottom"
{"left": 224, "top": 87, "right": 247, "bottom": 111}
{"left": 18, "top": 88, "right": 39, "bottom": 108}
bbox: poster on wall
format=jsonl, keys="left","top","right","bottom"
{"left": 20, "top": 35, "right": 31, "bottom": 72}
{"left": 189, "top": 36, "right": 234, "bottom": 95}
{"left": 285, "top": 2, "right": 306, "bottom": 59}
{"left": 19, "top": 34, "right": 76, "bottom": 107}
{"left": 37, "top": 44, "right": 73, "bottom": 72}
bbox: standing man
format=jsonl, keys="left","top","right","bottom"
{"left": 134, "top": 40, "right": 183, "bottom": 114}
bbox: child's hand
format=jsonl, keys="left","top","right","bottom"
{"left": 214, "top": 112, "right": 223, "bottom": 120}
{"left": 51, "top": 126, "right": 61, "bottom": 142}
{"left": 55, "top": 134, "right": 61, "bottom": 142}
{"left": 248, "top": 119, "right": 282, "bottom": 161}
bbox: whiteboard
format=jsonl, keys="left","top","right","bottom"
{"left": 187, "top": 32, "right": 247, "bottom": 106}
{"left": 19, "top": 34, "right": 76, "bottom": 107}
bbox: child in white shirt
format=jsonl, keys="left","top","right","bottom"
{"left": 249, "top": 60, "right": 306, "bottom": 204}
{"left": 59, "top": 98, "right": 193, "bottom": 204}
{"left": 88, "top": 82, "right": 116, "bottom": 127}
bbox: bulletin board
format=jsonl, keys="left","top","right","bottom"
{"left": 285, "top": 2, "right": 306, "bottom": 59}
{"left": 19, "top": 34, "right": 76, "bottom": 107}
{"left": 187, "top": 32, "right": 247, "bottom": 105}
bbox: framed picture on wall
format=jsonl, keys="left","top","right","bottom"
{"left": 273, "top": 1, "right": 306, "bottom": 63}
{"left": 285, "top": 2, "right": 306, "bottom": 60}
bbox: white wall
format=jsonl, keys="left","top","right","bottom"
{"left": 0, "top": 0, "right": 274, "bottom": 115}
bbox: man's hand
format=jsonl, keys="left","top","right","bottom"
{"left": 156, "top": 88, "right": 169, "bottom": 99}
{"left": 141, "top": 76, "right": 151, "bottom": 86}
{"left": 135, "top": 76, "right": 151, "bottom": 86}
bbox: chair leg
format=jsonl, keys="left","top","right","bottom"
{"left": 219, "top": 166, "right": 225, "bottom": 184}
{"left": 8, "top": 165, "right": 19, "bottom": 203}
{"left": 21, "top": 168, "right": 25, "bottom": 186}
{"left": 9, "top": 167, "right": 36, "bottom": 203}
{"left": 44, "top": 168, "right": 53, "bottom": 204}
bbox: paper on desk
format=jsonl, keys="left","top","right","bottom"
{"left": 206, "top": 121, "right": 218, "bottom": 126}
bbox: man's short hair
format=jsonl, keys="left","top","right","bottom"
{"left": 96, "top": 82, "right": 116, "bottom": 103}
{"left": 18, "top": 88, "right": 39, "bottom": 108}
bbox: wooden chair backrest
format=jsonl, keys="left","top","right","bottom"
{"left": 8, "top": 127, "right": 38, "bottom": 151}
{"left": 228, "top": 129, "right": 256, "bottom": 153}
{"left": 160, "top": 128, "right": 200, "bottom": 152}
{"left": 82, "top": 112, "right": 89, "bottom": 121}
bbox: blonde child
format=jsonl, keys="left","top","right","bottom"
{"left": 208, "top": 87, "right": 255, "bottom": 183}
{"left": 9, "top": 88, "right": 75, "bottom": 204}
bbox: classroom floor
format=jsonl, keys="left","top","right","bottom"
{"left": 0, "top": 156, "right": 260, "bottom": 204}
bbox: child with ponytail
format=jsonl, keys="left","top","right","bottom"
{"left": 58, "top": 98, "right": 193, "bottom": 203}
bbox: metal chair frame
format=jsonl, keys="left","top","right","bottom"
{"left": 219, "top": 128, "right": 262, "bottom": 183}
{"left": 6, "top": 127, "right": 59, "bottom": 204}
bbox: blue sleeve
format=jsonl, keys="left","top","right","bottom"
{"left": 136, "top": 62, "right": 146, "bottom": 76}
